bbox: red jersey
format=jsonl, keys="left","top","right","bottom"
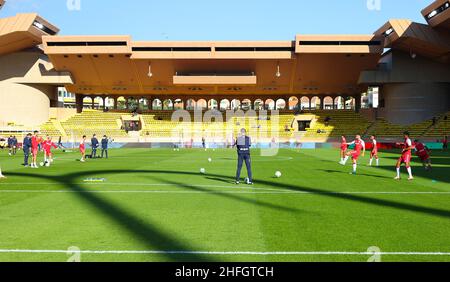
{"left": 43, "top": 140, "right": 57, "bottom": 153}
{"left": 354, "top": 139, "right": 365, "bottom": 154}
{"left": 31, "top": 136, "right": 41, "bottom": 149}
{"left": 402, "top": 138, "right": 412, "bottom": 156}
{"left": 340, "top": 140, "right": 348, "bottom": 150}
{"left": 371, "top": 139, "right": 378, "bottom": 153}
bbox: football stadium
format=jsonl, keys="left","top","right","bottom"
{"left": 0, "top": 0, "right": 449, "bottom": 265}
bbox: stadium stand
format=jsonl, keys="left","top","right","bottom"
{"left": 60, "top": 110, "right": 128, "bottom": 140}
{"left": 302, "top": 110, "right": 370, "bottom": 138}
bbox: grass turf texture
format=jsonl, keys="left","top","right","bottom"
{"left": 0, "top": 148, "right": 449, "bottom": 262}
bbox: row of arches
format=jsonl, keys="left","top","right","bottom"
{"left": 81, "top": 96, "right": 357, "bottom": 111}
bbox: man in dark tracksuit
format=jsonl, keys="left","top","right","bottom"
{"left": 101, "top": 135, "right": 109, "bottom": 159}
{"left": 23, "top": 133, "right": 32, "bottom": 167}
{"left": 91, "top": 134, "right": 99, "bottom": 158}
{"left": 7, "top": 136, "right": 13, "bottom": 156}
{"left": 235, "top": 128, "right": 253, "bottom": 185}
{"left": 12, "top": 136, "right": 18, "bottom": 155}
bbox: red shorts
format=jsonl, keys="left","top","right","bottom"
{"left": 31, "top": 147, "right": 38, "bottom": 155}
{"left": 79, "top": 145, "right": 85, "bottom": 154}
{"left": 351, "top": 150, "right": 360, "bottom": 160}
{"left": 399, "top": 152, "right": 411, "bottom": 164}
{"left": 417, "top": 151, "right": 429, "bottom": 161}
{"left": 370, "top": 150, "right": 378, "bottom": 157}
{"left": 44, "top": 150, "right": 52, "bottom": 155}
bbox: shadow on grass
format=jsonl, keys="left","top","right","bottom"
{"left": 153, "top": 176, "right": 303, "bottom": 213}
{"left": 6, "top": 167, "right": 450, "bottom": 262}
{"left": 318, "top": 169, "right": 389, "bottom": 179}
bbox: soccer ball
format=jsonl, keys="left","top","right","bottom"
{"left": 40, "top": 162, "right": 44, "bottom": 167}
{"left": 275, "top": 171, "right": 282, "bottom": 178}
{"left": 200, "top": 168, "right": 206, "bottom": 174}
{"left": 45, "top": 162, "right": 50, "bottom": 167}
{"left": 208, "top": 158, "right": 212, "bottom": 162}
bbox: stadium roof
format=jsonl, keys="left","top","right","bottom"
{"left": 0, "top": 13, "right": 59, "bottom": 56}
{"left": 41, "top": 34, "right": 384, "bottom": 96}
{"left": 375, "top": 19, "right": 450, "bottom": 63}
{"left": 421, "top": 0, "right": 450, "bottom": 30}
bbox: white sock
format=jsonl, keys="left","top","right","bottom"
{"left": 352, "top": 163, "right": 357, "bottom": 173}
{"left": 0, "top": 167, "right": 4, "bottom": 177}
{"left": 369, "top": 158, "right": 373, "bottom": 166}
{"left": 396, "top": 167, "right": 400, "bottom": 178}
{"left": 343, "top": 156, "right": 349, "bottom": 164}
{"left": 407, "top": 167, "right": 413, "bottom": 178}
{"left": 376, "top": 159, "right": 379, "bottom": 166}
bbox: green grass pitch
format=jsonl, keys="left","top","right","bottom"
{"left": 0, "top": 147, "right": 449, "bottom": 262}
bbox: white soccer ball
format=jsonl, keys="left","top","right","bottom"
{"left": 200, "top": 168, "right": 206, "bottom": 174}
{"left": 45, "top": 162, "right": 50, "bottom": 167}
{"left": 275, "top": 171, "right": 282, "bottom": 178}
{"left": 40, "top": 162, "right": 44, "bottom": 167}
{"left": 208, "top": 158, "right": 212, "bottom": 162}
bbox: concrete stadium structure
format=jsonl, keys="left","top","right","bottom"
{"left": 0, "top": 0, "right": 449, "bottom": 130}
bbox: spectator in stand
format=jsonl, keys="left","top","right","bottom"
{"left": 101, "top": 135, "right": 109, "bottom": 159}
{"left": 324, "top": 116, "right": 331, "bottom": 127}
{"left": 432, "top": 117, "right": 437, "bottom": 126}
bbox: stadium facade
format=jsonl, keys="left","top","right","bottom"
{"left": 0, "top": 0, "right": 449, "bottom": 130}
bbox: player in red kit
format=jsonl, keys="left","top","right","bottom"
{"left": 340, "top": 135, "right": 365, "bottom": 175}
{"left": 42, "top": 136, "right": 58, "bottom": 166}
{"left": 339, "top": 136, "right": 348, "bottom": 164}
{"left": 395, "top": 131, "right": 414, "bottom": 180}
{"left": 31, "top": 130, "right": 43, "bottom": 168}
{"left": 79, "top": 135, "right": 86, "bottom": 162}
{"left": 369, "top": 135, "right": 379, "bottom": 166}
{"left": 414, "top": 139, "right": 432, "bottom": 171}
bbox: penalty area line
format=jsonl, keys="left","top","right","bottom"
{"left": 0, "top": 249, "right": 449, "bottom": 256}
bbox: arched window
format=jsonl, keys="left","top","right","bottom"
{"left": 323, "top": 96, "right": 333, "bottom": 110}
{"left": 163, "top": 99, "right": 173, "bottom": 110}
{"left": 220, "top": 99, "right": 230, "bottom": 111}
{"left": 231, "top": 99, "right": 241, "bottom": 110}
{"left": 288, "top": 97, "right": 298, "bottom": 110}
{"left": 174, "top": 99, "right": 184, "bottom": 110}
{"left": 196, "top": 99, "right": 207, "bottom": 110}
{"left": 265, "top": 99, "right": 275, "bottom": 110}
{"left": 82, "top": 97, "right": 93, "bottom": 109}
{"left": 241, "top": 99, "right": 251, "bottom": 111}
{"left": 254, "top": 99, "right": 264, "bottom": 111}
{"left": 310, "top": 96, "right": 320, "bottom": 110}
{"left": 208, "top": 99, "right": 218, "bottom": 110}
{"left": 152, "top": 99, "right": 162, "bottom": 110}
{"left": 117, "top": 96, "right": 126, "bottom": 110}
{"left": 94, "top": 96, "right": 104, "bottom": 109}
{"left": 186, "top": 99, "right": 196, "bottom": 110}
{"left": 139, "top": 98, "right": 149, "bottom": 111}
{"left": 300, "top": 97, "right": 310, "bottom": 110}
{"left": 276, "top": 99, "right": 286, "bottom": 110}
{"left": 334, "top": 96, "right": 344, "bottom": 110}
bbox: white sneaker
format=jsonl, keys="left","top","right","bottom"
{"left": 80, "top": 159, "right": 85, "bottom": 162}
{"left": 394, "top": 176, "right": 401, "bottom": 180}
{"left": 408, "top": 177, "right": 414, "bottom": 181}
{"left": 339, "top": 161, "right": 345, "bottom": 165}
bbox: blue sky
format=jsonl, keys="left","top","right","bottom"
{"left": 2, "top": 0, "right": 432, "bottom": 40}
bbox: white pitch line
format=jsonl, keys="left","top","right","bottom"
{"left": 0, "top": 249, "right": 449, "bottom": 256}
{"left": 0, "top": 183, "right": 282, "bottom": 192}
{"left": 0, "top": 189, "right": 449, "bottom": 195}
